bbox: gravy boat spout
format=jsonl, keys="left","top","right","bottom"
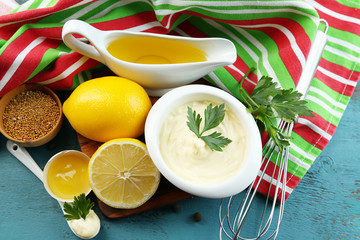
{"left": 62, "top": 20, "right": 237, "bottom": 95}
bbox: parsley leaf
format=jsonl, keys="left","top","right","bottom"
{"left": 63, "top": 193, "right": 95, "bottom": 221}
{"left": 238, "top": 68, "right": 314, "bottom": 151}
{"left": 187, "top": 103, "right": 232, "bottom": 151}
{"left": 186, "top": 107, "right": 202, "bottom": 137}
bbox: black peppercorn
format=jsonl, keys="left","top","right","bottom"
{"left": 193, "top": 212, "right": 202, "bottom": 222}
{"left": 47, "top": 141, "right": 57, "bottom": 150}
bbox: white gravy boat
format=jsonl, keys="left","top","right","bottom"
{"left": 62, "top": 20, "right": 237, "bottom": 95}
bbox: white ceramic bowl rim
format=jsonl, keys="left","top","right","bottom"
{"left": 43, "top": 150, "right": 92, "bottom": 202}
{"left": 145, "top": 84, "right": 262, "bottom": 198}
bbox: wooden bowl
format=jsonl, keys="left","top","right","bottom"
{"left": 0, "top": 84, "right": 63, "bottom": 147}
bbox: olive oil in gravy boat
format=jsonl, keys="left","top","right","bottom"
{"left": 62, "top": 20, "right": 237, "bottom": 96}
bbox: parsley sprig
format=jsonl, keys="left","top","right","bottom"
{"left": 187, "top": 103, "right": 232, "bottom": 152}
{"left": 238, "top": 68, "right": 314, "bottom": 150}
{"left": 63, "top": 193, "right": 95, "bottom": 221}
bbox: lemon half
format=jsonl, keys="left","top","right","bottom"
{"left": 88, "top": 138, "right": 160, "bottom": 209}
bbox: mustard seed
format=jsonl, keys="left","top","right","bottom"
{"left": 2, "top": 90, "right": 60, "bottom": 141}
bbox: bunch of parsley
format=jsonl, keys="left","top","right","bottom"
{"left": 186, "top": 68, "right": 313, "bottom": 152}
{"left": 238, "top": 68, "right": 314, "bottom": 150}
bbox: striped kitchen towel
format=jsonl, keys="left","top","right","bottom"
{"left": 0, "top": 0, "right": 359, "bottom": 201}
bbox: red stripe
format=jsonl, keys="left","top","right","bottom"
{"left": 293, "top": 123, "right": 329, "bottom": 150}
{"left": 181, "top": 11, "right": 311, "bottom": 53}
{"left": 0, "top": 0, "right": 92, "bottom": 24}
{"left": 299, "top": 113, "right": 336, "bottom": 135}
{"left": 174, "top": 21, "right": 260, "bottom": 95}
{"left": 176, "top": 21, "right": 211, "bottom": 38}
{"left": 235, "top": 18, "right": 311, "bottom": 56}
{"left": 177, "top": 14, "right": 312, "bottom": 86}
{"left": 314, "top": 59, "right": 358, "bottom": 96}
{"left": 255, "top": 159, "right": 302, "bottom": 202}
{"left": 319, "top": 58, "right": 360, "bottom": 82}
{"left": 227, "top": 58, "right": 257, "bottom": 91}
{"left": 36, "top": 58, "right": 99, "bottom": 90}
{"left": 314, "top": 70, "right": 355, "bottom": 97}
{"left": 173, "top": 20, "right": 260, "bottom": 94}
{"left": 0, "top": 27, "right": 62, "bottom": 81}
{"left": 29, "top": 53, "right": 85, "bottom": 81}
{"left": 317, "top": 10, "right": 360, "bottom": 36}
{"left": 0, "top": 18, "right": 45, "bottom": 40}
{"left": 159, "top": 12, "right": 184, "bottom": 29}
{"left": 0, "top": 0, "right": 93, "bottom": 39}
{"left": 142, "top": 26, "right": 171, "bottom": 34}
{"left": 92, "top": 11, "right": 162, "bottom": 31}
{"left": 256, "top": 179, "right": 291, "bottom": 202}
{"left": 0, "top": 39, "right": 61, "bottom": 96}
{"left": 315, "top": 0, "right": 360, "bottom": 19}
{"left": 248, "top": 26, "right": 303, "bottom": 85}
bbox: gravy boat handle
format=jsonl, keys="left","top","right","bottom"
{"left": 62, "top": 20, "right": 105, "bottom": 64}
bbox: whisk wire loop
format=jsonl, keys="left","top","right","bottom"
{"left": 219, "top": 120, "right": 292, "bottom": 240}
{"left": 219, "top": 20, "right": 327, "bottom": 240}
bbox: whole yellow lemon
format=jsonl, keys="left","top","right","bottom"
{"left": 63, "top": 76, "right": 152, "bottom": 142}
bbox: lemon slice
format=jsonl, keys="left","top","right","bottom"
{"left": 88, "top": 138, "right": 160, "bottom": 209}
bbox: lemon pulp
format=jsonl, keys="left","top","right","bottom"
{"left": 47, "top": 152, "right": 90, "bottom": 200}
{"left": 88, "top": 138, "right": 160, "bottom": 209}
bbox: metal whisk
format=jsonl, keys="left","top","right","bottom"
{"left": 219, "top": 19, "right": 328, "bottom": 240}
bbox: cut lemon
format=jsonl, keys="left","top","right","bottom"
{"left": 88, "top": 138, "right": 160, "bottom": 209}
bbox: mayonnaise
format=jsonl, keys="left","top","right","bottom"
{"left": 160, "top": 101, "right": 246, "bottom": 185}
{"left": 68, "top": 210, "right": 100, "bottom": 239}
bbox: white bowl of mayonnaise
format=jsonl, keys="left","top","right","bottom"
{"left": 145, "top": 84, "right": 262, "bottom": 198}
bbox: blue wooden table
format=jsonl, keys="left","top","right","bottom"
{"left": 0, "top": 85, "right": 359, "bottom": 240}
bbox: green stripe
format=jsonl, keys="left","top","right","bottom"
{"left": 289, "top": 147, "right": 313, "bottom": 166}
{"left": 328, "top": 25, "right": 360, "bottom": 48}
{"left": 291, "top": 132, "right": 321, "bottom": 158}
{"left": 153, "top": 2, "right": 318, "bottom": 34}
{"left": 322, "top": 49, "right": 359, "bottom": 73}
{"left": 335, "top": 0, "right": 360, "bottom": 8}
{"left": 306, "top": 101, "right": 341, "bottom": 126}
{"left": 324, "top": 27, "right": 360, "bottom": 72}
{"left": 206, "top": 68, "right": 243, "bottom": 98}
{"left": 0, "top": 39, "right": 6, "bottom": 48}
{"left": 38, "top": 4, "right": 86, "bottom": 23}
{"left": 310, "top": 78, "right": 351, "bottom": 105}
{"left": 26, "top": 42, "right": 71, "bottom": 81}
{"left": 86, "top": 1, "right": 154, "bottom": 23}
{"left": 186, "top": 18, "right": 258, "bottom": 73}
{"left": 153, "top": 3, "right": 318, "bottom": 19}
{"left": 46, "top": 0, "right": 58, "bottom": 7}
{"left": 170, "top": 14, "right": 192, "bottom": 31}
{"left": 327, "top": 38, "right": 360, "bottom": 58}
{"left": 28, "top": 0, "right": 44, "bottom": 10}
{"left": 287, "top": 160, "right": 307, "bottom": 178}
{"left": 0, "top": 22, "right": 65, "bottom": 56}
{"left": 247, "top": 29, "right": 295, "bottom": 89}
{"left": 70, "top": 74, "right": 80, "bottom": 90}
{"left": 262, "top": 145, "right": 309, "bottom": 179}
{"left": 307, "top": 91, "right": 346, "bottom": 115}
{"left": 187, "top": 18, "right": 294, "bottom": 88}
{"left": 80, "top": 0, "right": 142, "bottom": 21}
{"left": 38, "top": 0, "right": 152, "bottom": 23}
